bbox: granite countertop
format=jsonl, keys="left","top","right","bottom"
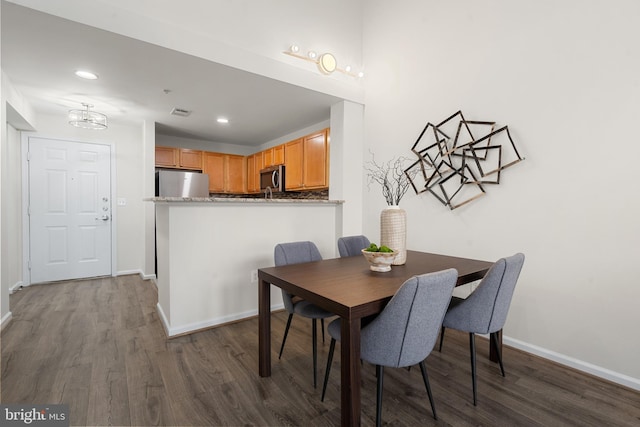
{"left": 147, "top": 197, "right": 344, "bottom": 204}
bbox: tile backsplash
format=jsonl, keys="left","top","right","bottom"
{"left": 209, "top": 190, "right": 329, "bottom": 200}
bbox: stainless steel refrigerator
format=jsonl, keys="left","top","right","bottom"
{"left": 155, "top": 170, "right": 209, "bottom": 197}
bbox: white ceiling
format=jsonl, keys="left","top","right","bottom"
{"left": 1, "top": 2, "right": 343, "bottom": 146}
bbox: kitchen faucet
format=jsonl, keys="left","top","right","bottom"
{"left": 264, "top": 186, "right": 272, "bottom": 199}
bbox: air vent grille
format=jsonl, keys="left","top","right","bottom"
{"left": 170, "top": 107, "right": 192, "bottom": 117}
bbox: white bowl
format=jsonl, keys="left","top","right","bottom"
{"left": 361, "top": 249, "right": 397, "bottom": 272}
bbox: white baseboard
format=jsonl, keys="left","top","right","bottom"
{"left": 504, "top": 336, "right": 640, "bottom": 392}
{"left": 9, "top": 281, "right": 24, "bottom": 294}
{"left": 116, "top": 269, "right": 141, "bottom": 277}
{"left": 156, "top": 303, "right": 285, "bottom": 338}
{"left": 116, "top": 269, "right": 156, "bottom": 281}
{"left": 1, "top": 311, "right": 13, "bottom": 330}
{"left": 156, "top": 302, "right": 171, "bottom": 336}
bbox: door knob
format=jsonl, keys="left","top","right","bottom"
{"left": 95, "top": 215, "right": 110, "bottom": 221}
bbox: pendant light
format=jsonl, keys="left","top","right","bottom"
{"left": 68, "top": 103, "right": 108, "bottom": 130}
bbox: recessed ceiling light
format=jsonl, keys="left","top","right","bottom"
{"left": 75, "top": 70, "right": 98, "bottom": 80}
{"left": 217, "top": 117, "right": 229, "bottom": 124}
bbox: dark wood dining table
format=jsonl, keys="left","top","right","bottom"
{"left": 258, "top": 250, "right": 493, "bottom": 427}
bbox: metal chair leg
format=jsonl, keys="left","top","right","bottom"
{"left": 419, "top": 361, "right": 437, "bottom": 420}
{"left": 490, "top": 332, "right": 505, "bottom": 377}
{"left": 470, "top": 332, "right": 477, "bottom": 406}
{"left": 321, "top": 318, "right": 325, "bottom": 343}
{"left": 376, "top": 365, "right": 384, "bottom": 427}
{"left": 312, "top": 319, "right": 318, "bottom": 388}
{"left": 438, "top": 326, "right": 446, "bottom": 352}
{"left": 321, "top": 338, "right": 336, "bottom": 402}
{"left": 279, "top": 313, "right": 293, "bottom": 359}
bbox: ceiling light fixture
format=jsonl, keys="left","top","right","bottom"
{"left": 74, "top": 70, "right": 98, "bottom": 80}
{"left": 217, "top": 117, "right": 229, "bottom": 124}
{"left": 68, "top": 103, "right": 108, "bottom": 130}
{"left": 283, "top": 45, "right": 364, "bottom": 78}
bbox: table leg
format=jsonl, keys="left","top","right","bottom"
{"left": 258, "top": 275, "right": 271, "bottom": 377}
{"left": 340, "top": 316, "right": 361, "bottom": 427}
{"left": 490, "top": 329, "right": 502, "bottom": 363}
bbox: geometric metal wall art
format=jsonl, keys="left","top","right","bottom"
{"left": 404, "top": 110, "right": 525, "bottom": 210}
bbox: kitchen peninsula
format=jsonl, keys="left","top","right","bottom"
{"left": 151, "top": 197, "right": 344, "bottom": 337}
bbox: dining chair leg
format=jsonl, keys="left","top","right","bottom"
{"left": 312, "top": 319, "right": 318, "bottom": 388}
{"left": 321, "top": 318, "right": 325, "bottom": 343}
{"left": 375, "top": 365, "right": 384, "bottom": 427}
{"left": 438, "top": 326, "right": 446, "bottom": 352}
{"left": 321, "top": 338, "right": 336, "bottom": 402}
{"left": 490, "top": 332, "right": 505, "bottom": 377}
{"left": 279, "top": 313, "right": 293, "bottom": 359}
{"left": 419, "top": 361, "right": 437, "bottom": 420}
{"left": 469, "top": 332, "right": 477, "bottom": 406}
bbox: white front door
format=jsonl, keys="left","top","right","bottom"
{"left": 28, "top": 137, "right": 112, "bottom": 284}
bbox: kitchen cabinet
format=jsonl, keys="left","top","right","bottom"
{"left": 203, "top": 152, "right": 246, "bottom": 193}
{"left": 226, "top": 154, "right": 246, "bottom": 193}
{"left": 155, "top": 146, "right": 178, "bottom": 168}
{"left": 246, "top": 151, "right": 264, "bottom": 194}
{"left": 273, "top": 144, "right": 285, "bottom": 165}
{"left": 303, "top": 130, "right": 329, "bottom": 189}
{"left": 262, "top": 144, "right": 285, "bottom": 168}
{"left": 155, "top": 146, "right": 203, "bottom": 170}
{"left": 284, "top": 138, "right": 304, "bottom": 190}
{"left": 179, "top": 149, "right": 203, "bottom": 170}
{"left": 203, "top": 152, "right": 225, "bottom": 192}
{"left": 285, "top": 128, "right": 329, "bottom": 191}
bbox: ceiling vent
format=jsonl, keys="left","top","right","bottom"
{"left": 170, "top": 107, "right": 191, "bottom": 117}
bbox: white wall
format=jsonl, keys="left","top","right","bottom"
{"left": 362, "top": 0, "right": 640, "bottom": 385}
{"left": 155, "top": 119, "right": 332, "bottom": 156}
{"left": 25, "top": 113, "right": 146, "bottom": 277}
{"left": 2, "top": 124, "right": 21, "bottom": 292}
{"left": 155, "top": 201, "right": 342, "bottom": 336}
{"left": 155, "top": 134, "right": 254, "bottom": 156}
{"left": 1, "top": 71, "right": 36, "bottom": 328}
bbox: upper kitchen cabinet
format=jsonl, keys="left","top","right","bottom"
{"left": 226, "top": 154, "right": 247, "bottom": 193}
{"left": 284, "top": 138, "right": 304, "bottom": 189}
{"left": 155, "top": 146, "right": 178, "bottom": 168}
{"left": 285, "top": 128, "right": 329, "bottom": 191}
{"left": 204, "top": 152, "right": 246, "bottom": 193}
{"left": 263, "top": 144, "right": 285, "bottom": 168}
{"left": 203, "top": 152, "right": 225, "bottom": 192}
{"left": 180, "top": 149, "right": 204, "bottom": 170}
{"left": 155, "top": 146, "right": 203, "bottom": 170}
{"left": 246, "top": 151, "right": 264, "bottom": 194}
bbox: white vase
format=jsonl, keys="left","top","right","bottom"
{"left": 380, "top": 205, "right": 407, "bottom": 265}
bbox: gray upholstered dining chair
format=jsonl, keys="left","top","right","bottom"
{"left": 337, "top": 235, "right": 371, "bottom": 257}
{"left": 438, "top": 252, "right": 525, "bottom": 406}
{"left": 320, "top": 269, "right": 458, "bottom": 426}
{"left": 274, "top": 241, "right": 334, "bottom": 388}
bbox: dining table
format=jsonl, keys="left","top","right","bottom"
{"left": 258, "top": 250, "right": 493, "bottom": 427}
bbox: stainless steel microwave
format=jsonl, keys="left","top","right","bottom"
{"left": 260, "top": 165, "right": 285, "bottom": 192}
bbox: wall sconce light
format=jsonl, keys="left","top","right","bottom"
{"left": 283, "top": 44, "right": 363, "bottom": 78}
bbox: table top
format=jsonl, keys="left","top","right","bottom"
{"left": 259, "top": 250, "right": 492, "bottom": 320}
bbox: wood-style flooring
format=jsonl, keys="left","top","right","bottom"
{"left": 1, "top": 275, "right": 639, "bottom": 426}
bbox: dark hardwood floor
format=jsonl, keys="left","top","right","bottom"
{"left": 1, "top": 275, "right": 638, "bottom": 426}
